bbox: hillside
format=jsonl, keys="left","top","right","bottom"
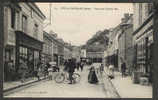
{"left": 85, "top": 29, "right": 109, "bottom": 52}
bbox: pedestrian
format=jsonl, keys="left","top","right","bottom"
{"left": 121, "top": 59, "right": 126, "bottom": 78}
{"left": 80, "top": 62, "right": 84, "bottom": 72}
{"left": 88, "top": 66, "right": 98, "bottom": 84}
{"left": 48, "top": 67, "right": 53, "bottom": 80}
{"left": 65, "top": 59, "right": 75, "bottom": 84}
{"left": 18, "top": 59, "right": 27, "bottom": 83}
{"left": 100, "top": 64, "right": 104, "bottom": 76}
{"left": 108, "top": 63, "right": 114, "bottom": 79}
{"left": 36, "top": 62, "right": 42, "bottom": 81}
{"left": 44, "top": 63, "right": 49, "bottom": 79}
{"left": 37, "top": 66, "right": 42, "bottom": 80}
{"left": 77, "top": 62, "right": 80, "bottom": 71}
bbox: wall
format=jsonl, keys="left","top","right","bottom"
{"left": 19, "top": 3, "right": 44, "bottom": 41}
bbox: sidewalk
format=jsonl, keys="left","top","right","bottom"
{"left": 3, "top": 76, "right": 45, "bottom": 92}
{"left": 96, "top": 68, "right": 120, "bottom": 98}
{"left": 105, "top": 68, "right": 152, "bottom": 98}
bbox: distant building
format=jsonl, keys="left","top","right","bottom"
{"left": 42, "top": 31, "right": 53, "bottom": 63}
{"left": 64, "top": 46, "right": 72, "bottom": 61}
{"left": 72, "top": 46, "right": 81, "bottom": 62}
{"left": 86, "top": 51, "right": 103, "bottom": 63}
{"left": 80, "top": 49, "right": 86, "bottom": 62}
{"left": 49, "top": 31, "right": 64, "bottom": 66}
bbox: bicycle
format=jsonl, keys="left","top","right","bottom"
{"left": 54, "top": 71, "right": 81, "bottom": 84}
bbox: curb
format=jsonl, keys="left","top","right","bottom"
{"left": 3, "top": 77, "right": 47, "bottom": 96}
{"left": 102, "top": 71, "right": 121, "bottom": 98}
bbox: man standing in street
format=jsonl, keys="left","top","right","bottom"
{"left": 121, "top": 59, "right": 126, "bottom": 78}
{"left": 64, "top": 59, "right": 75, "bottom": 84}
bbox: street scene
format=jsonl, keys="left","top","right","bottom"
{"left": 3, "top": 2, "right": 152, "bottom": 98}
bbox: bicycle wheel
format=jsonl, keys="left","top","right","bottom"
{"left": 72, "top": 73, "right": 81, "bottom": 83}
{"left": 54, "top": 73, "right": 65, "bottom": 83}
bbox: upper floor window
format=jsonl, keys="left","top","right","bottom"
{"left": 11, "top": 8, "right": 16, "bottom": 29}
{"left": 22, "top": 15, "right": 27, "bottom": 33}
{"left": 139, "top": 3, "right": 142, "bottom": 26}
{"left": 10, "top": 8, "right": 20, "bottom": 30}
{"left": 31, "top": 9, "right": 34, "bottom": 18}
{"left": 34, "top": 24, "right": 39, "bottom": 39}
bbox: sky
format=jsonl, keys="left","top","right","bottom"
{"left": 36, "top": 3, "right": 133, "bottom": 46}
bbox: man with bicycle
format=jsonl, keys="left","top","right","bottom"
{"left": 64, "top": 59, "right": 75, "bottom": 84}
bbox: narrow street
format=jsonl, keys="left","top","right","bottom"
{"left": 5, "top": 66, "right": 111, "bottom": 98}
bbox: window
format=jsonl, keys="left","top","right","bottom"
{"left": 22, "top": 15, "right": 27, "bottom": 33}
{"left": 139, "top": 3, "right": 142, "bottom": 25}
{"left": 34, "top": 24, "right": 38, "bottom": 38}
{"left": 31, "top": 9, "right": 34, "bottom": 18}
{"left": 11, "top": 8, "right": 16, "bottom": 29}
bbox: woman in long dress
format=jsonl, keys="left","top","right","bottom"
{"left": 88, "top": 66, "right": 98, "bottom": 84}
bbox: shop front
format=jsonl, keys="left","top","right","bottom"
{"left": 133, "top": 14, "right": 153, "bottom": 84}
{"left": 15, "top": 31, "right": 43, "bottom": 78}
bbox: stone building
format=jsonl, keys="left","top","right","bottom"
{"left": 132, "top": 3, "right": 153, "bottom": 83}
{"left": 104, "top": 24, "right": 121, "bottom": 70}
{"left": 42, "top": 31, "right": 53, "bottom": 63}
{"left": 86, "top": 51, "right": 103, "bottom": 63}
{"left": 63, "top": 44, "right": 72, "bottom": 61}
{"left": 118, "top": 13, "right": 133, "bottom": 73}
{"left": 49, "top": 31, "right": 65, "bottom": 66}
{"left": 3, "top": 2, "right": 46, "bottom": 81}
{"left": 80, "top": 48, "right": 87, "bottom": 62}
{"left": 72, "top": 46, "right": 81, "bottom": 62}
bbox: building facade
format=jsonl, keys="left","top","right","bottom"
{"left": 118, "top": 13, "right": 134, "bottom": 73}
{"left": 64, "top": 45, "right": 72, "bottom": 61}
{"left": 42, "top": 31, "right": 53, "bottom": 63}
{"left": 4, "top": 2, "right": 45, "bottom": 81}
{"left": 49, "top": 31, "right": 65, "bottom": 66}
{"left": 72, "top": 46, "right": 81, "bottom": 62}
{"left": 104, "top": 24, "right": 120, "bottom": 70}
{"left": 133, "top": 3, "right": 153, "bottom": 83}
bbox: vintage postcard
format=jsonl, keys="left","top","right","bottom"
{"left": 2, "top": 2, "right": 153, "bottom": 98}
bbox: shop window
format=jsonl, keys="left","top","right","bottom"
{"left": 22, "top": 15, "right": 27, "bottom": 33}
{"left": 19, "top": 47, "right": 28, "bottom": 65}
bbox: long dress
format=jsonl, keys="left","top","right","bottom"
{"left": 88, "top": 67, "right": 98, "bottom": 84}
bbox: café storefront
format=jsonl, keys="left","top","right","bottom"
{"left": 15, "top": 31, "right": 43, "bottom": 77}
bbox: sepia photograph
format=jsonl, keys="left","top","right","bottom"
{"left": 2, "top": 2, "right": 153, "bottom": 98}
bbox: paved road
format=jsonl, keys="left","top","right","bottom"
{"left": 5, "top": 66, "right": 108, "bottom": 98}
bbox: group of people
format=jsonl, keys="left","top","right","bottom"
{"left": 87, "top": 59, "right": 127, "bottom": 84}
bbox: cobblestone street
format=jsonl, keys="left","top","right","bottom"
{"left": 5, "top": 66, "right": 118, "bottom": 98}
